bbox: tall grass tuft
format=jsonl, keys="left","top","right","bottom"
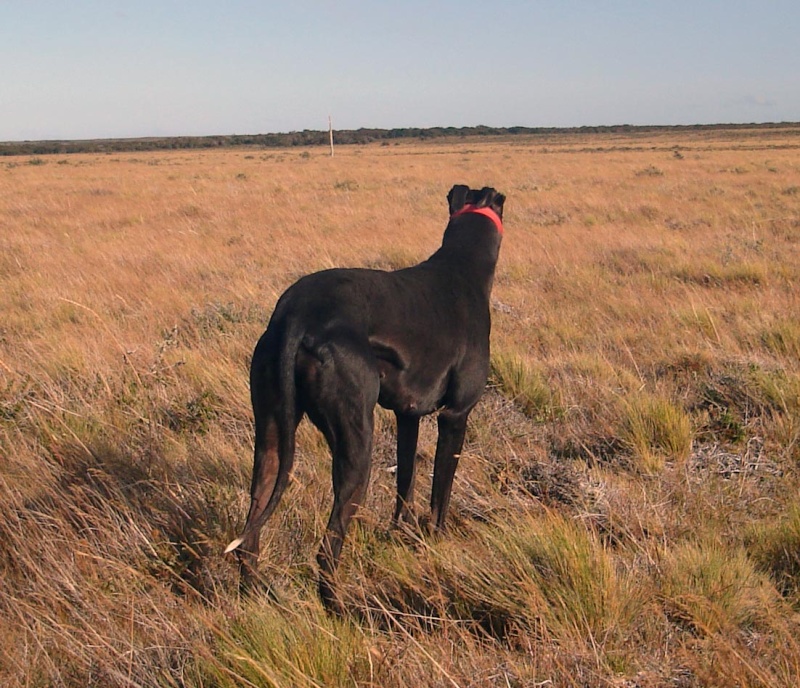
{"left": 745, "top": 505, "right": 800, "bottom": 601}
{"left": 660, "top": 540, "right": 780, "bottom": 635}
{"left": 365, "top": 508, "right": 645, "bottom": 656}
{"left": 204, "top": 597, "right": 374, "bottom": 687}
{"left": 490, "top": 353, "right": 558, "bottom": 421}
{"left": 761, "top": 319, "right": 800, "bottom": 359}
{"left": 620, "top": 393, "right": 693, "bottom": 473}
{"left": 473, "top": 509, "right": 644, "bottom": 646}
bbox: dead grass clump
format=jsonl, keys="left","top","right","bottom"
{"left": 362, "top": 246, "right": 419, "bottom": 271}
{"left": 672, "top": 259, "right": 767, "bottom": 287}
{"left": 659, "top": 540, "right": 781, "bottom": 635}
{"left": 0, "top": 444, "right": 214, "bottom": 686}
{"left": 485, "top": 509, "right": 644, "bottom": 643}
{"left": 636, "top": 165, "right": 665, "bottom": 177}
{"left": 490, "top": 352, "right": 560, "bottom": 422}
{"left": 205, "top": 596, "right": 374, "bottom": 687}
{"left": 693, "top": 361, "right": 800, "bottom": 447}
{"left": 619, "top": 393, "right": 693, "bottom": 474}
{"left": 760, "top": 319, "right": 800, "bottom": 359}
{"left": 745, "top": 504, "right": 800, "bottom": 602}
{"left": 353, "top": 508, "right": 645, "bottom": 662}
{"left": 519, "top": 458, "right": 587, "bottom": 508}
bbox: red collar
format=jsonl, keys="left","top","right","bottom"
{"left": 451, "top": 204, "right": 504, "bottom": 235}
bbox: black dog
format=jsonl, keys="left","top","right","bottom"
{"left": 226, "top": 184, "right": 505, "bottom": 611}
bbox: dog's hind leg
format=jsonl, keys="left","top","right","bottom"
{"left": 393, "top": 412, "right": 420, "bottom": 526}
{"left": 317, "top": 417, "right": 375, "bottom": 613}
{"left": 303, "top": 337, "right": 380, "bottom": 613}
{"left": 429, "top": 409, "right": 470, "bottom": 531}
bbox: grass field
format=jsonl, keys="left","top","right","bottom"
{"left": 2, "top": 127, "right": 800, "bottom": 687}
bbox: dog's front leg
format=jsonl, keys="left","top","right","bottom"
{"left": 393, "top": 413, "right": 420, "bottom": 526}
{"left": 429, "top": 410, "right": 469, "bottom": 531}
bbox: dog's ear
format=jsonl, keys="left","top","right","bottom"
{"left": 490, "top": 191, "right": 506, "bottom": 220}
{"left": 447, "top": 184, "right": 470, "bottom": 215}
{"left": 474, "top": 187, "right": 506, "bottom": 220}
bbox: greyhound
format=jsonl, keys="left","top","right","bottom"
{"left": 225, "top": 184, "right": 505, "bottom": 611}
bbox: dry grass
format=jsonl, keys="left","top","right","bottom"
{"left": 2, "top": 127, "right": 800, "bottom": 686}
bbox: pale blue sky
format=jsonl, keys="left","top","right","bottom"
{"left": 1, "top": 1, "right": 798, "bottom": 141}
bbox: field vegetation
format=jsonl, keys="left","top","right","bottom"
{"left": 1, "top": 126, "right": 800, "bottom": 686}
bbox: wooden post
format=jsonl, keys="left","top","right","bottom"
{"left": 329, "top": 115, "right": 334, "bottom": 157}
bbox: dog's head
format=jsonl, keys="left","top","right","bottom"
{"left": 448, "top": 185, "right": 505, "bottom": 221}
{"left": 437, "top": 185, "right": 505, "bottom": 277}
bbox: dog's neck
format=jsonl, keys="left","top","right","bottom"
{"left": 450, "top": 205, "right": 503, "bottom": 235}
{"left": 429, "top": 205, "right": 502, "bottom": 299}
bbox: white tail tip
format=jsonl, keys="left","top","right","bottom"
{"left": 224, "top": 537, "right": 244, "bottom": 554}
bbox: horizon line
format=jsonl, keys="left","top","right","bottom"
{"left": 3, "top": 120, "right": 800, "bottom": 147}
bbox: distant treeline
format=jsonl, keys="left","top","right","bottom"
{"left": 2, "top": 122, "right": 799, "bottom": 156}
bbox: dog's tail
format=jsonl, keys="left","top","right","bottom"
{"left": 224, "top": 320, "right": 303, "bottom": 555}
